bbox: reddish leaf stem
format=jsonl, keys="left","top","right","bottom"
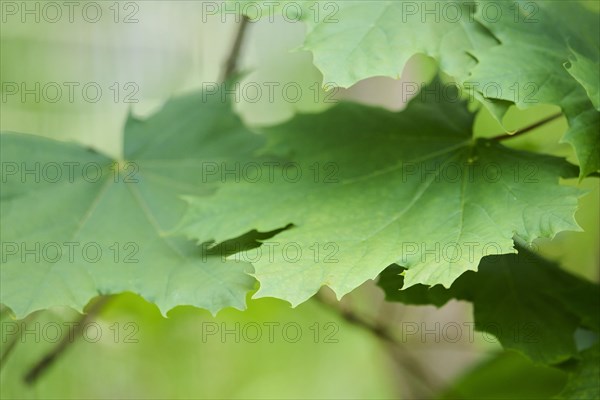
{"left": 491, "top": 112, "right": 563, "bottom": 141}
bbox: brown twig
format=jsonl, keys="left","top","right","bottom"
{"left": 24, "top": 296, "right": 112, "bottom": 385}
{"left": 1, "top": 312, "right": 36, "bottom": 370}
{"left": 491, "top": 112, "right": 563, "bottom": 141}
{"left": 221, "top": 15, "right": 250, "bottom": 82}
{"left": 313, "top": 292, "right": 444, "bottom": 397}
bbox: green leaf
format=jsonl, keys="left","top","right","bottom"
{"left": 558, "top": 344, "right": 600, "bottom": 399}
{"left": 468, "top": 0, "right": 600, "bottom": 177}
{"left": 440, "top": 350, "right": 567, "bottom": 399}
{"left": 294, "top": 1, "right": 496, "bottom": 87}
{"left": 567, "top": 48, "right": 600, "bottom": 111}
{"left": 288, "top": 0, "right": 599, "bottom": 177}
{"left": 178, "top": 82, "right": 583, "bottom": 308}
{"left": 378, "top": 243, "right": 600, "bottom": 364}
{"left": 0, "top": 91, "right": 264, "bottom": 318}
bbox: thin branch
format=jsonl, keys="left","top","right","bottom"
{"left": 314, "top": 293, "right": 444, "bottom": 397}
{"left": 24, "top": 296, "right": 112, "bottom": 385}
{"left": 0, "top": 335, "right": 20, "bottom": 370}
{"left": 221, "top": 15, "right": 250, "bottom": 82}
{"left": 491, "top": 112, "right": 563, "bottom": 141}
{"left": 1, "top": 313, "right": 37, "bottom": 370}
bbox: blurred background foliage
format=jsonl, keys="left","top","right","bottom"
{"left": 1, "top": 1, "right": 597, "bottom": 398}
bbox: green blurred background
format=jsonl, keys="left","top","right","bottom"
{"left": 1, "top": 1, "right": 598, "bottom": 398}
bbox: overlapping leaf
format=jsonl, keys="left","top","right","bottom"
{"left": 178, "top": 83, "right": 583, "bottom": 307}
{"left": 0, "top": 92, "right": 263, "bottom": 318}
{"left": 275, "top": 0, "right": 599, "bottom": 177}
{"left": 288, "top": 1, "right": 496, "bottom": 87}
{"left": 378, "top": 243, "right": 600, "bottom": 364}
{"left": 558, "top": 344, "right": 600, "bottom": 399}
{"left": 468, "top": 0, "right": 600, "bottom": 177}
